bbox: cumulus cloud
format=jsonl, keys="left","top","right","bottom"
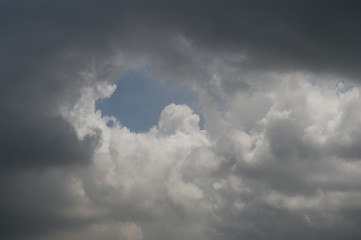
{"left": 44, "top": 74, "right": 361, "bottom": 240}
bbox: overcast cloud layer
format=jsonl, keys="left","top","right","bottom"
{"left": 2, "top": 1, "right": 361, "bottom": 239}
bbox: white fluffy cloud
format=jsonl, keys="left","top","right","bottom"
{"left": 49, "top": 71, "right": 361, "bottom": 239}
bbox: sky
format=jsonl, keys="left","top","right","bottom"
{"left": 2, "top": 1, "right": 361, "bottom": 239}
{"left": 95, "top": 69, "right": 200, "bottom": 132}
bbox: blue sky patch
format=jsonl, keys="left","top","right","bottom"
{"left": 96, "top": 70, "right": 202, "bottom": 132}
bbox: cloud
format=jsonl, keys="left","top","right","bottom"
{"left": 38, "top": 222, "right": 144, "bottom": 240}
{"left": 40, "top": 74, "right": 361, "bottom": 240}
{"left": 2, "top": 1, "right": 361, "bottom": 239}
{"left": 3, "top": 73, "right": 361, "bottom": 239}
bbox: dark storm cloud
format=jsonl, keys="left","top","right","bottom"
{"left": 0, "top": 114, "right": 100, "bottom": 169}
{"left": 0, "top": 170, "right": 85, "bottom": 239}
{"left": 0, "top": 1, "right": 123, "bottom": 239}
{"left": 3, "top": 0, "right": 361, "bottom": 75}
{"left": 175, "top": 0, "right": 361, "bottom": 77}
{"left": 3, "top": 1, "right": 361, "bottom": 106}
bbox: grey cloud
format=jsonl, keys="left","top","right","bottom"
{"left": 0, "top": 115, "right": 101, "bottom": 169}
{"left": 3, "top": 0, "right": 361, "bottom": 80}
{"left": 213, "top": 200, "right": 361, "bottom": 240}
{"left": 0, "top": 1, "right": 124, "bottom": 238}
{"left": 0, "top": 169, "right": 101, "bottom": 240}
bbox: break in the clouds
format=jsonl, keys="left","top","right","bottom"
{"left": 2, "top": 1, "right": 361, "bottom": 239}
